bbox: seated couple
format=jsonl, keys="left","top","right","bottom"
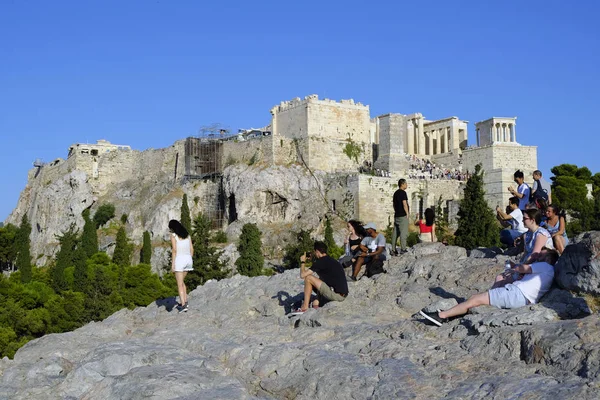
{"left": 420, "top": 247, "right": 559, "bottom": 326}
{"left": 292, "top": 241, "right": 349, "bottom": 315}
{"left": 349, "top": 222, "right": 387, "bottom": 281}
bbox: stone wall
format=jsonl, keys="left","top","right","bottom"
{"left": 462, "top": 143, "right": 537, "bottom": 208}
{"left": 374, "top": 114, "right": 408, "bottom": 172}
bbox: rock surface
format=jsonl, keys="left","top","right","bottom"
{"left": 555, "top": 231, "right": 600, "bottom": 295}
{"left": 1, "top": 244, "right": 598, "bottom": 399}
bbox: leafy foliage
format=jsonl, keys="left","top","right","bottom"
{"left": 211, "top": 230, "right": 228, "bottom": 244}
{"left": 282, "top": 229, "right": 314, "bottom": 269}
{"left": 550, "top": 164, "right": 595, "bottom": 234}
{"left": 180, "top": 194, "right": 192, "bottom": 233}
{"left": 52, "top": 225, "right": 78, "bottom": 292}
{"left": 454, "top": 164, "right": 500, "bottom": 250}
{"left": 81, "top": 209, "right": 98, "bottom": 259}
{"left": 235, "top": 223, "right": 264, "bottom": 277}
{"left": 15, "top": 215, "right": 32, "bottom": 283}
{"left": 435, "top": 196, "right": 455, "bottom": 244}
{"left": 112, "top": 226, "right": 132, "bottom": 267}
{"left": 0, "top": 223, "right": 18, "bottom": 272}
{"left": 93, "top": 203, "right": 115, "bottom": 228}
{"left": 140, "top": 231, "right": 152, "bottom": 264}
{"left": 342, "top": 133, "right": 364, "bottom": 163}
{"left": 187, "top": 213, "right": 229, "bottom": 287}
{"left": 324, "top": 217, "right": 343, "bottom": 259}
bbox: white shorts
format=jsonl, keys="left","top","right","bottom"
{"left": 488, "top": 284, "right": 528, "bottom": 309}
{"left": 174, "top": 255, "right": 193, "bottom": 272}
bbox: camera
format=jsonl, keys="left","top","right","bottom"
{"left": 304, "top": 251, "right": 313, "bottom": 260}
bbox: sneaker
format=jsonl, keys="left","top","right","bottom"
{"left": 182, "top": 303, "right": 189, "bottom": 313}
{"left": 289, "top": 307, "right": 307, "bottom": 316}
{"left": 419, "top": 309, "right": 447, "bottom": 327}
{"left": 347, "top": 274, "right": 357, "bottom": 282}
{"left": 175, "top": 303, "right": 184, "bottom": 312}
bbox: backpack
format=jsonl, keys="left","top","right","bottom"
{"left": 365, "top": 258, "right": 386, "bottom": 278}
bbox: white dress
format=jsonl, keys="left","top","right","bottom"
{"left": 173, "top": 234, "right": 194, "bottom": 272}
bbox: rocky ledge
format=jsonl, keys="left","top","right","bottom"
{"left": 1, "top": 239, "right": 599, "bottom": 399}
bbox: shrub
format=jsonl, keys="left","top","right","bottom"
{"left": 212, "top": 230, "right": 228, "bottom": 244}
{"left": 235, "top": 223, "right": 264, "bottom": 277}
{"left": 93, "top": 204, "right": 115, "bottom": 228}
{"left": 282, "top": 229, "right": 314, "bottom": 269}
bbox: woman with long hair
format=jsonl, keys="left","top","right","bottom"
{"left": 416, "top": 208, "right": 436, "bottom": 243}
{"left": 544, "top": 205, "right": 568, "bottom": 254}
{"left": 169, "top": 219, "right": 194, "bottom": 313}
{"left": 521, "top": 208, "right": 553, "bottom": 263}
{"left": 340, "top": 220, "right": 366, "bottom": 268}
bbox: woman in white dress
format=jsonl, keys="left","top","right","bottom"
{"left": 169, "top": 219, "right": 194, "bottom": 312}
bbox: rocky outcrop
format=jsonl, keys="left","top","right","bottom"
{"left": 0, "top": 244, "right": 597, "bottom": 399}
{"left": 555, "top": 231, "right": 600, "bottom": 295}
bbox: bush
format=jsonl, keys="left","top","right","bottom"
{"left": 93, "top": 204, "right": 115, "bottom": 228}
{"left": 407, "top": 232, "right": 419, "bottom": 247}
{"left": 282, "top": 230, "right": 314, "bottom": 269}
{"left": 235, "top": 223, "right": 264, "bottom": 277}
{"left": 120, "top": 214, "right": 128, "bottom": 224}
{"left": 212, "top": 231, "right": 228, "bottom": 244}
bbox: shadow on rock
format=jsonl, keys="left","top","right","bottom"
{"left": 155, "top": 297, "right": 179, "bottom": 312}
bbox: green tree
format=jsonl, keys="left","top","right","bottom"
{"left": 72, "top": 245, "right": 88, "bottom": 292}
{"left": 188, "top": 213, "right": 229, "bottom": 287}
{"left": 0, "top": 223, "right": 18, "bottom": 271}
{"left": 81, "top": 209, "right": 98, "bottom": 259}
{"left": 323, "top": 217, "right": 343, "bottom": 259}
{"left": 52, "top": 225, "right": 78, "bottom": 292}
{"left": 140, "top": 231, "right": 152, "bottom": 264}
{"left": 282, "top": 229, "right": 314, "bottom": 269}
{"left": 180, "top": 194, "right": 192, "bottom": 233}
{"left": 235, "top": 223, "right": 264, "bottom": 277}
{"left": 550, "top": 164, "right": 595, "bottom": 234}
{"left": 15, "top": 215, "right": 32, "bottom": 284}
{"left": 454, "top": 164, "right": 500, "bottom": 250}
{"left": 112, "top": 226, "right": 132, "bottom": 267}
{"left": 93, "top": 203, "right": 115, "bottom": 228}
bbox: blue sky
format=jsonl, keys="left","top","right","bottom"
{"left": 1, "top": 0, "right": 599, "bottom": 222}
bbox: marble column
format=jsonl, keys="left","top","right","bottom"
{"left": 427, "top": 131, "right": 433, "bottom": 155}
{"left": 418, "top": 118, "right": 425, "bottom": 154}
{"left": 408, "top": 120, "right": 415, "bottom": 154}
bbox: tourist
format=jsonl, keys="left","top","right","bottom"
{"left": 169, "top": 219, "right": 194, "bottom": 313}
{"left": 415, "top": 208, "right": 436, "bottom": 243}
{"left": 339, "top": 219, "right": 366, "bottom": 268}
{"left": 391, "top": 179, "right": 409, "bottom": 255}
{"left": 531, "top": 170, "right": 552, "bottom": 204}
{"left": 508, "top": 170, "right": 530, "bottom": 211}
{"left": 544, "top": 205, "right": 568, "bottom": 254}
{"left": 292, "top": 241, "right": 348, "bottom": 314}
{"left": 521, "top": 208, "right": 553, "bottom": 263}
{"left": 497, "top": 197, "right": 527, "bottom": 247}
{"left": 350, "top": 222, "right": 387, "bottom": 281}
{"left": 420, "top": 248, "right": 559, "bottom": 326}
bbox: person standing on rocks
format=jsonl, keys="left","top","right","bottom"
{"left": 392, "top": 179, "right": 409, "bottom": 255}
{"left": 292, "top": 241, "right": 348, "bottom": 315}
{"left": 420, "top": 247, "right": 559, "bottom": 326}
{"left": 508, "top": 170, "right": 530, "bottom": 211}
{"left": 169, "top": 219, "right": 194, "bottom": 313}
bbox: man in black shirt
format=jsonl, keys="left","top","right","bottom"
{"left": 293, "top": 241, "right": 349, "bottom": 314}
{"left": 392, "top": 178, "right": 410, "bottom": 255}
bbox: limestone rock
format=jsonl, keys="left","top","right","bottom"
{"left": 555, "top": 231, "right": 600, "bottom": 295}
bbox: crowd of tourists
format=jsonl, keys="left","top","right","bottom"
{"left": 406, "top": 155, "right": 469, "bottom": 181}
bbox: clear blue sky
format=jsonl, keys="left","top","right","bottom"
{"left": 1, "top": 0, "right": 599, "bottom": 222}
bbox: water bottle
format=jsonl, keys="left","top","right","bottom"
{"left": 504, "top": 260, "right": 511, "bottom": 270}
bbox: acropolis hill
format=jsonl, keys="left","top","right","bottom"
{"left": 7, "top": 94, "right": 537, "bottom": 271}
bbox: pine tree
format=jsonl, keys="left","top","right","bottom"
{"left": 81, "top": 209, "right": 98, "bottom": 259}
{"left": 323, "top": 216, "right": 343, "bottom": 259}
{"left": 235, "top": 223, "right": 264, "bottom": 277}
{"left": 52, "top": 225, "right": 78, "bottom": 292}
{"left": 15, "top": 215, "right": 32, "bottom": 283}
{"left": 188, "top": 213, "right": 229, "bottom": 287}
{"left": 140, "top": 231, "right": 152, "bottom": 264}
{"left": 180, "top": 194, "right": 192, "bottom": 233}
{"left": 112, "top": 226, "right": 132, "bottom": 267}
{"left": 454, "top": 164, "right": 500, "bottom": 250}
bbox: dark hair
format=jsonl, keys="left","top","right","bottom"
{"left": 541, "top": 247, "right": 559, "bottom": 265}
{"left": 509, "top": 196, "right": 519, "bottom": 206}
{"left": 424, "top": 208, "right": 435, "bottom": 226}
{"left": 547, "top": 205, "right": 566, "bottom": 218}
{"left": 514, "top": 170, "right": 524, "bottom": 180}
{"left": 398, "top": 178, "right": 406, "bottom": 187}
{"left": 168, "top": 219, "right": 189, "bottom": 239}
{"left": 536, "top": 198, "right": 548, "bottom": 211}
{"left": 314, "top": 240, "right": 328, "bottom": 254}
{"left": 524, "top": 208, "right": 542, "bottom": 225}
{"left": 348, "top": 219, "right": 366, "bottom": 237}
{"left": 533, "top": 170, "right": 542, "bottom": 177}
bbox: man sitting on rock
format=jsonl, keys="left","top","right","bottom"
{"left": 292, "top": 241, "right": 349, "bottom": 315}
{"left": 350, "top": 222, "right": 387, "bottom": 281}
{"left": 420, "top": 247, "right": 559, "bottom": 326}
{"left": 497, "top": 196, "right": 528, "bottom": 247}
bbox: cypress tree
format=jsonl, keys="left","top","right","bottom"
{"left": 53, "top": 225, "right": 78, "bottom": 292}
{"left": 324, "top": 217, "right": 336, "bottom": 251}
{"left": 15, "top": 214, "right": 32, "bottom": 283}
{"left": 73, "top": 245, "right": 88, "bottom": 292}
{"left": 140, "top": 231, "right": 152, "bottom": 264}
{"left": 454, "top": 164, "right": 500, "bottom": 250}
{"left": 180, "top": 194, "right": 192, "bottom": 233}
{"left": 235, "top": 223, "right": 264, "bottom": 277}
{"left": 188, "top": 213, "right": 228, "bottom": 287}
{"left": 81, "top": 209, "right": 98, "bottom": 259}
{"left": 112, "top": 226, "right": 132, "bottom": 267}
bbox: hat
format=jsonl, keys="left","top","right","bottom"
{"left": 363, "top": 222, "right": 377, "bottom": 231}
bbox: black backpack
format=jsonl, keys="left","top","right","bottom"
{"left": 365, "top": 258, "right": 386, "bottom": 278}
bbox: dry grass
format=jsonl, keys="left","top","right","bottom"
{"left": 582, "top": 293, "right": 600, "bottom": 313}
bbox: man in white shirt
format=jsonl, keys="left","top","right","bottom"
{"left": 508, "top": 170, "right": 530, "bottom": 210}
{"left": 350, "top": 222, "right": 387, "bottom": 281}
{"left": 497, "top": 197, "right": 528, "bottom": 247}
{"left": 420, "top": 248, "right": 558, "bottom": 326}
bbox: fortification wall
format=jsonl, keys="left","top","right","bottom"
{"left": 307, "top": 136, "right": 372, "bottom": 173}
{"left": 463, "top": 144, "right": 537, "bottom": 208}
{"left": 222, "top": 136, "right": 274, "bottom": 166}
{"left": 307, "top": 99, "right": 370, "bottom": 143}
{"left": 353, "top": 175, "right": 465, "bottom": 231}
